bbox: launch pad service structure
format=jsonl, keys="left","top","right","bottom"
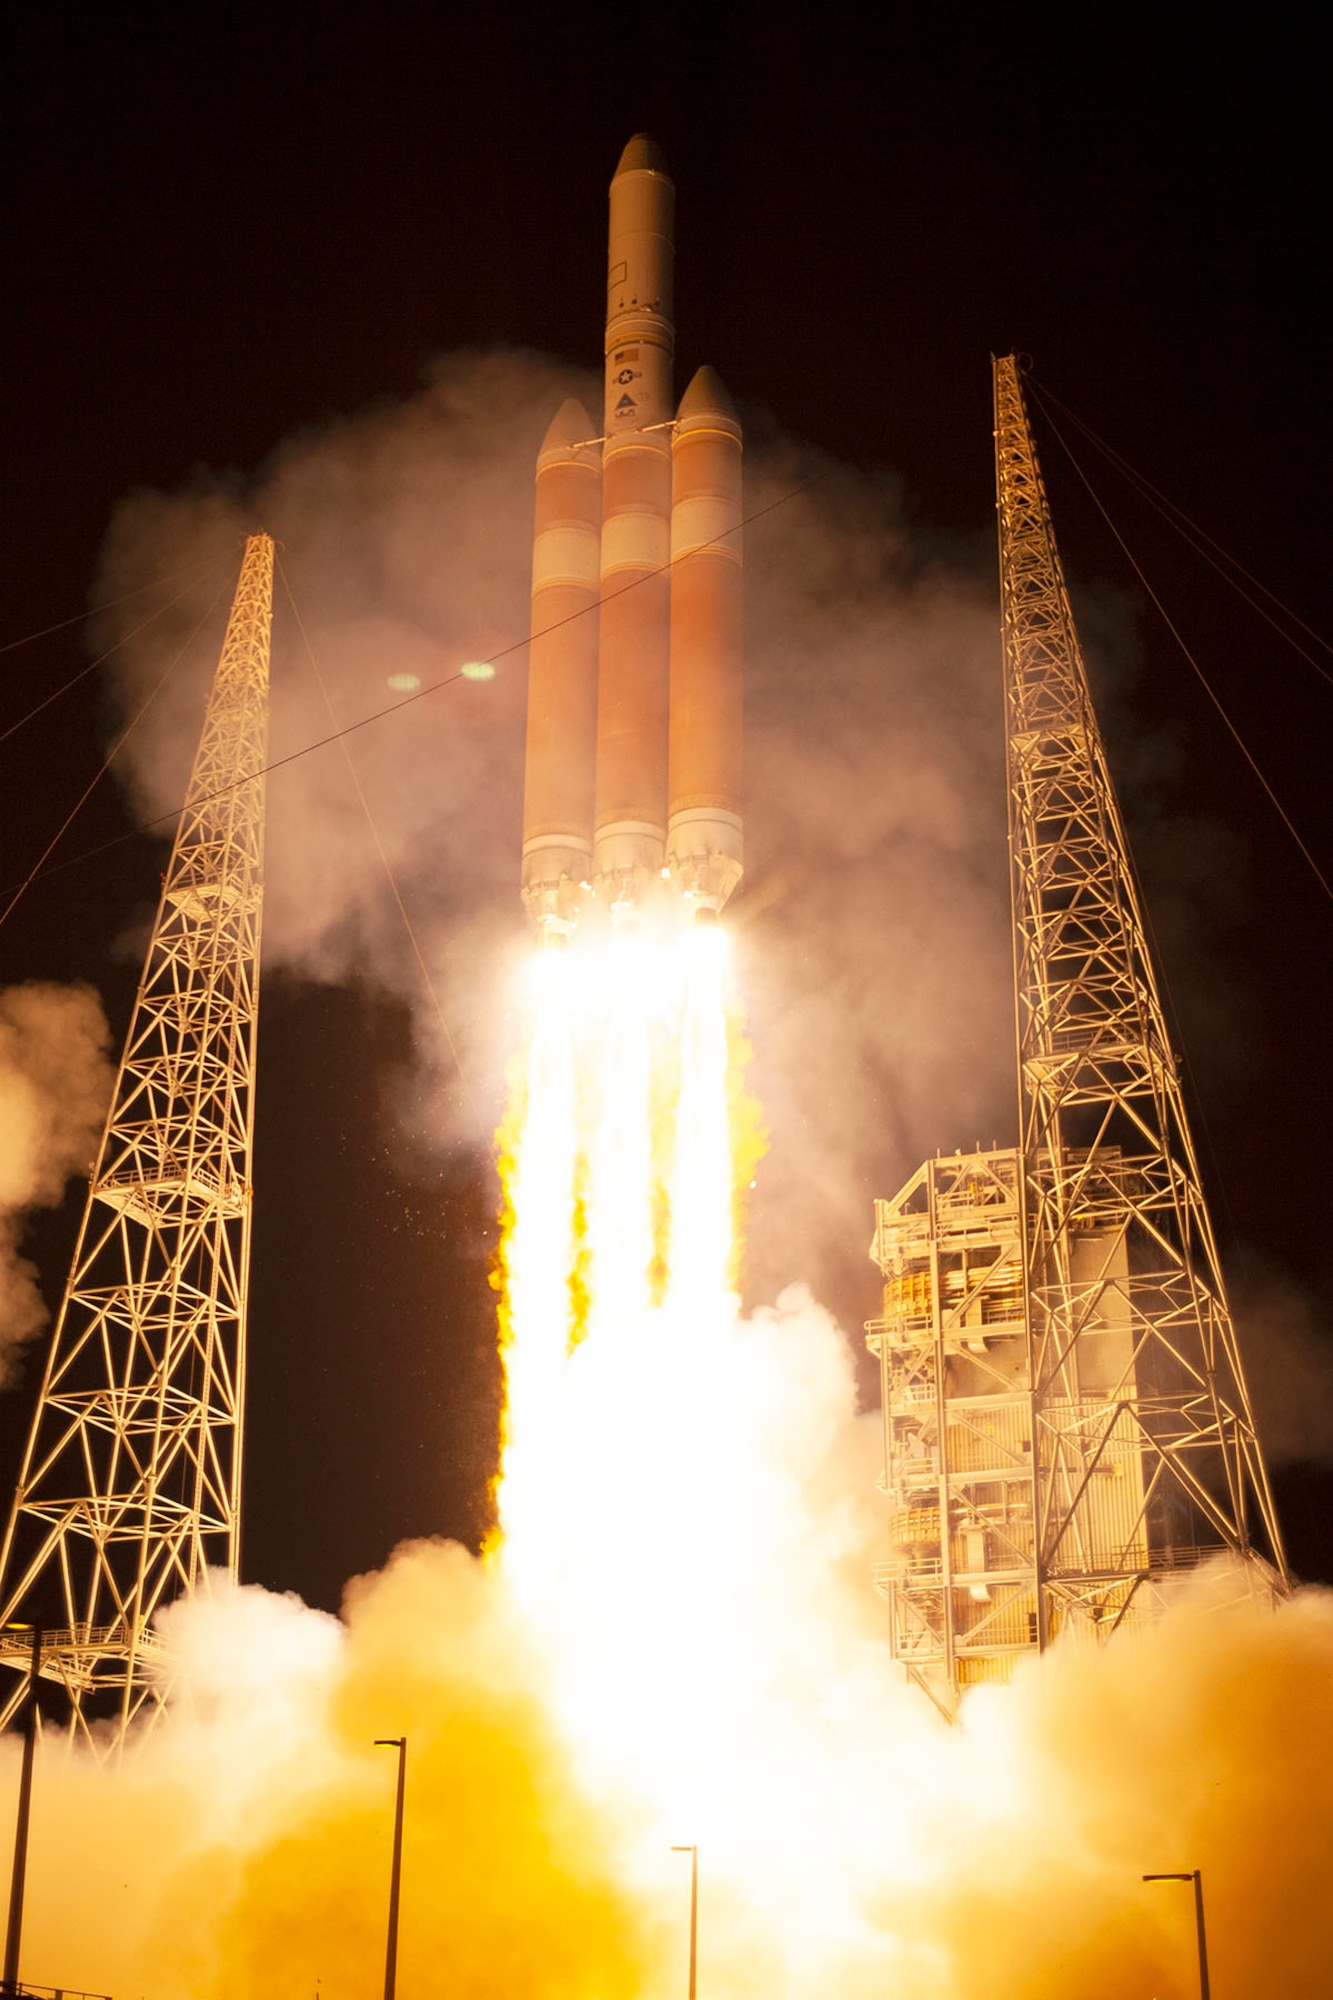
{"left": 0, "top": 537, "right": 274, "bottom": 1741}
{"left": 521, "top": 135, "right": 743, "bottom": 933}
{"left": 867, "top": 359, "right": 1287, "bottom": 1718}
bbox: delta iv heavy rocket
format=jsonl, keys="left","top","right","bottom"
{"left": 521, "top": 135, "right": 743, "bottom": 935}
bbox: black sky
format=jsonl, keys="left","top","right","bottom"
{"left": 2, "top": 4, "right": 1330, "bottom": 1601}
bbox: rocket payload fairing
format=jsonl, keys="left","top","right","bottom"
{"left": 521, "top": 135, "right": 743, "bottom": 933}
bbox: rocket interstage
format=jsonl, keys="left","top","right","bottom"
{"left": 520, "top": 134, "right": 743, "bottom": 934}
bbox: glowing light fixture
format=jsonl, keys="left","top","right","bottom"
{"left": 386, "top": 674, "right": 421, "bottom": 692}
{"left": 376, "top": 1737, "right": 408, "bottom": 2000}
{"left": 671, "top": 1846, "right": 699, "bottom": 2000}
{"left": 3, "top": 1623, "right": 41, "bottom": 1995}
{"left": 1143, "top": 1872, "right": 1211, "bottom": 2000}
{"left": 461, "top": 660, "right": 496, "bottom": 681}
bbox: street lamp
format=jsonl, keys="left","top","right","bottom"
{"left": 670, "top": 1845, "right": 698, "bottom": 2000}
{"left": 1143, "top": 1869, "right": 1211, "bottom": 2000}
{"left": 3, "top": 1623, "right": 42, "bottom": 2000}
{"left": 375, "top": 1738, "right": 408, "bottom": 2000}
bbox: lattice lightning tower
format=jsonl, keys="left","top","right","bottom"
{"left": 866, "top": 364, "right": 1285, "bottom": 1715}
{"left": 0, "top": 534, "right": 273, "bottom": 1740}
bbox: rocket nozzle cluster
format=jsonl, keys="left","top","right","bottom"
{"left": 521, "top": 136, "right": 742, "bottom": 934}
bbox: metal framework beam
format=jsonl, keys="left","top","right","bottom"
{"left": 995, "top": 354, "right": 1284, "bottom": 1615}
{"left": 0, "top": 534, "right": 273, "bottom": 1743}
{"left": 868, "top": 364, "right": 1285, "bottom": 1715}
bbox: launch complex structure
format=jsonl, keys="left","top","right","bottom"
{"left": 0, "top": 536, "right": 273, "bottom": 1739}
{"left": 866, "top": 357, "right": 1288, "bottom": 1716}
{"left": 0, "top": 140, "right": 1288, "bottom": 1742}
{"left": 521, "top": 135, "right": 744, "bottom": 933}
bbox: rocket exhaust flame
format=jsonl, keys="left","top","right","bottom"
{"left": 497, "top": 925, "right": 741, "bottom": 1597}
{"left": 492, "top": 926, "right": 930, "bottom": 1902}
{"left": 7, "top": 138, "right": 1330, "bottom": 2000}
{"left": 487, "top": 925, "right": 1333, "bottom": 1999}
{"left": 12, "top": 908, "right": 1333, "bottom": 1995}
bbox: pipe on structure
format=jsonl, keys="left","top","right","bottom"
{"left": 520, "top": 399, "right": 602, "bottom": 931}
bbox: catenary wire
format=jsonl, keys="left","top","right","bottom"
{"left": 1030, "top": 392, "right": 1333, "bottom": 907}
{"left": 0, "top": 578, "right": 233, "bottom": 929}
{"left": 0, "top": 547, "right": 237, "bottom": 655}
{"left": 0, "top": 467, "right": 825, "bottom": 904}
{"left": 1013, "top": 373, "right": 1274, "bottom": 1262}
{"left": 1027, "top": 375, "right": 1333, "bottom": 688}
{"left": 0, "top": 551, "right": 238, "bottom": 742}
{"left": 278, "top": 556, "right": 486, "bottom": 1140}
{"left": 1020, "top": 392, "right": 1314, "bottom": 1248}
{"left": 1029, "top": 371, "right": 1333, "bottom": 659}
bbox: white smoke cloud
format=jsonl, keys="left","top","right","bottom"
{"left": 86, "top": 346, "right": 1317, "bottom": 1447}
{"left": 1233, "top": 1260, "right": 1333, "bottom": 1464}
{"left": 19, "top": 346, "right": 1319, "bottom": 1999}
{"left": 94, "top": 353, "right": 601, "bottom": 1146}
{"left": 737, "top": 453, "right": 1010, "bottom": 1311}
{"left": 7, "top": 1289, "right": 1332, "bottom": 1997}
{"left": 93, "top": 353, "right": 1012, "bottom": 1246}
{"left": 0, "top": 982, "right": 112, "bottom": 1382}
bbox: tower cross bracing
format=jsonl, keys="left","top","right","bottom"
{"left": 997, "top": 356, "right": 1284, "bottom": 1612}
{"left": 0, "top": 534, "right": 273, "bottom": 1740}
{"left": 867, "top": 364, "right": 1286, "bottom": 1715}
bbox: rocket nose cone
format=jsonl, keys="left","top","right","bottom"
{"left": 615, "top": 132, "right": 669, "bottom": 178}
{"left": 541, "top": 398, "right": 597, "bottom": 451}
{"left": 675, "top": 366, "right": 741, "bottom": 438}
{"left": 676, "top": 366, "right": 737, "bottom": 421}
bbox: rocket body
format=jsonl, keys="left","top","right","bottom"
{"left": 521, "top": 136, "right": 742, "bottom": 931}
{"left": 667, "top": 367, "right": 743, "bottom": 909}
{"left": 602, "top": 134, "right": 675, "bottom": 438}
{"left": 594, "top": 136, "right": 675, "bottom": 902}
{"left": 520, "top": 401, "right": 602, "bottom": 928}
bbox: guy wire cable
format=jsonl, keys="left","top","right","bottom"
{"left": 0, "top": 465, "right": 828, "bottom": 907}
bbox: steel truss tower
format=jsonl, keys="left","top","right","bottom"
{"left": 867, "top": 363, "right": 1285, "bottom": 1715}
{"left": 0, "top": 534, "right": 273, "bottom": 1741}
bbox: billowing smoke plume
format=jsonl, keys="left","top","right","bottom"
{"left": 7, "top": 1290, "right": 1332, "bottom": 1996}
{"left": 0, "top": 982, "right": 111, "bottom": 1382}
{"left": 737, "top": 455, "right": 1010, "bottom": 1313}
{"left": 94, "top": 353, "right": 582, "bottom": 1145}
{"left": 1233, "top": 1260, "right": 1333, "bottom": 1463}
{"left": 16, "top": 348, "right": 1318, "bottom": 1998}
{"left": 92, "top": 352, "right": 1011, "bottom": 1297}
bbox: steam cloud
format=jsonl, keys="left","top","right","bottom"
{"left": 93, "top": 352, "right": 1013, "bottom": 1303}
{"left": 0, "top": 982, "right": 111, "bottom": 1382}
{"left": 6, "top": 1293, "right": 1332, "bottom": 1995}
{"left": 1233, "top": 1261, "right": 1333, "bottom": 1464}
{"left": 1, "top": 349, "right": 1320, "bottom": 1992}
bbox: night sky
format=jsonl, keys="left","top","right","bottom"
{"left": 2, "top": 7, "right": 1329, "bottom": 1604}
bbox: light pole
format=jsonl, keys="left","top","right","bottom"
{"left": 3, "top": 1624, "right": 42, "bottom": 2000}
{"left": 670, "top": 1845, "right": 698, "bottom": 2000}
{"left": 1143, "top": 1869, "right": 1211, "bottom": 2000}
{"left": 375, "top": 1738, "right": 407, "bottom": 2000}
